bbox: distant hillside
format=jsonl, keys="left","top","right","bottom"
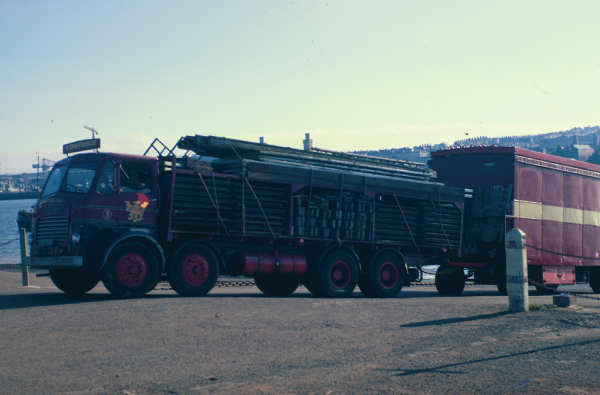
{"left": 356, "top": 125, "right": 600, "bottom": 165}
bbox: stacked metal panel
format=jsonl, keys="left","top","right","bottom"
{"left": 171, "top": 171, "right": 289, "bottom": 237}
{"left": 293, "top": 191, "right": 373, "bottom": 240}
{"left": 374, "top": 195, "right": 461, "bottom": 248}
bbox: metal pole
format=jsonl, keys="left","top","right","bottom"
{"left": 505, "top": 228, "right": 528, "bottom": 312}
{"left": 19, "top": 228, "right": 30, "bottom": 286}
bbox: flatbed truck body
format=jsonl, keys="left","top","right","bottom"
{"left": 21, "top": 135, "right": 466, "bottom": 298}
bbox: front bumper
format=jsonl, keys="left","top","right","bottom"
{"left": 30, "top": 256, "right": 83, "bottom": 268}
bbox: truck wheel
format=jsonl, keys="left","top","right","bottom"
{"left": 255, "top": 275, "right": 299, "bottom": 297}
{"left": 315, "top": 249, "right": 358, "bottom": 298}
{"left": 435, "top": 266, "right": 466, "bottom": 296}
{"left": 590, "top": 268, "right": 600, "bottom": 294}
{"left": 102, "top": 241, "right": 160, "bottom": 298}
{"left": 168, "top": 244, "right": 218, "bottom": 296}
{"left": 50, "top": 268, "right": 99, "bottom": 297}
{"left": 359, "top": 251, "right": 405, "bottom": 298}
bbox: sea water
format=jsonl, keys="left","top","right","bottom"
{"left": 0, "top": 199, "right": 36, "bottom": 264}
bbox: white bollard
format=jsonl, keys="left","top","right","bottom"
{"left": 505, "top": 228, "right": 529, "bottom": 312}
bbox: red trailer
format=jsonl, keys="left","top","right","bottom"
{"left": 430, "top": 146, "right": 600, "bottom": 295}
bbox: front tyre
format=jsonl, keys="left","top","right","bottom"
{"left": 168, "top": 244, "right": 218, "bottom": 296}
{"left": 102, "top": 241, "right": 160, "bottom": 298}
{"left": 50, "top": 268, "right": 99, "bottom": 297}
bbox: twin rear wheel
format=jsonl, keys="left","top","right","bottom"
{"left": 303, "top": 249, "right": 405, "bottom": 298}
{"left": 358, "top": 250, "right": 405, "bottom": 298}
{"left": 304, "top": 250, "right": 359, "bottom": 298}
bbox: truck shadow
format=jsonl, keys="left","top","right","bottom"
{"left": 0, "top": 287, "right": 502, "bottom": 310}
{"left": 401, "top": 311, "right": 509, "bottom": 327}
{"left": 376, "top": 337, "right": 600, "bottom": 377}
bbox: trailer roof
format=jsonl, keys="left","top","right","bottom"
{"left": 431, "top": 146, "right": 600, "bottom": 173}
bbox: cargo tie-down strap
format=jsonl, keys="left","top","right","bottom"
{"left": 195, "top": 170, "right": 230, "bottom": 237}
{"left": 392, "top": 193, "right": 421, "bottom": 253}
{"left": 228, "top": 140, "right": 277, "bottom": 239}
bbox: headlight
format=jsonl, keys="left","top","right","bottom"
{"left": 71, "top": 232, "right": 81, "bottom": 244}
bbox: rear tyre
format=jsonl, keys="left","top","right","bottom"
{"left": 314, "top": 249, "right": 359, "bottom": 298}
{"left": 590, "top": 268, "right": 600, "bottom": 294}
{"left": 359, "top": 250, "right": 405, "bottom": 298}
{"left": 102, "top": 241, "right": 160, "bottom": 298}
{"left": 50, "top": 268, "right": 99, "bottom": 297}
{"left": 255, "top": 275, "right": 299, "bottom": 297}
{"left": 435, "top": 266, "right": 466, "bottom": 296}
{"left": 168, "top": 244, "right": 218, "bottom": 296}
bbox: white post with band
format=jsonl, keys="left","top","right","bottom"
{"left": 505, "top": 228, "right": 529, "bottom": 312}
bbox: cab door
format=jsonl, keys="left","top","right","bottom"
{"left": 116, "top": 159, "right": 159, "bottom": 228}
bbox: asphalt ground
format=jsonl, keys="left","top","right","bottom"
{"left": 1, "top": 270, "right": 599, "bottom": 395}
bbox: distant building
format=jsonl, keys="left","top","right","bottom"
{"left": 573, "top": 144, "right": 594, "bottom": 161}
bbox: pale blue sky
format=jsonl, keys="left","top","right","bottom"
{"left": 1, "top": 0, "right": 599, "bottom": 172}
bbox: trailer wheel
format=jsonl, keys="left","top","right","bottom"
{"left": 359, "top": 251, "right": 405, "bottom": 298}
{"left": 50, "top": 268, "right": 99, "bottom": 297}
{"left": 255, "top": 275, "right": 299, "bottom": 297}
{"left": 168, "top": 244, "right": 218, "bottom": 296}
{"left": 314, "top": 249, "right": 358, "bottom": 298}
{"left": 435, "top": 266, "right": 466, "bottom": 296}
{"left": 102, "top": 241, "right": 160, "bottom": 298}
{"left": 591, "top": 268, "right": 600, "bottom": 294}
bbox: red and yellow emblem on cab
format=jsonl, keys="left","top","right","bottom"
{"left": 124, "top": 193, "right": 150, "bottom": 222}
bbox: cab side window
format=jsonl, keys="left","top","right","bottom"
{"left": 120, "top": 162, "right": 152, "bottom": 193}
{"left": 96, "top": 162, "right": 115, "bottom": 195}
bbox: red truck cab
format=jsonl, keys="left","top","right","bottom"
{"left": 31, "top": 151, "right": 163, "bottom": 296}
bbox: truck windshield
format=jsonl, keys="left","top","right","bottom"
{"left": 63, "top": 162, "right": 98, "bottom": 194}
{"left": 41, "top": 165, "right": 67, "bottom": 197}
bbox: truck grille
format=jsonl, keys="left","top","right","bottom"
{"left": 36, "top": 216, "right": 68, "bottom": 245}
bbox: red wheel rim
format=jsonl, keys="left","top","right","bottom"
{"left": 181, "top": 254, "right": 210, "bottom": 286}
{"left": 330, "top": 260, "right": 351, "bottom": 289}
{"left": 379, "top": 261, "right": 399, "bottom": 289}
{"left": 116, "top": 253, "right": 148, "bottom": 288}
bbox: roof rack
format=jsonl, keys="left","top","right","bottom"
{"left": 143, "top": 138, "right": 179, "bottom": 157}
